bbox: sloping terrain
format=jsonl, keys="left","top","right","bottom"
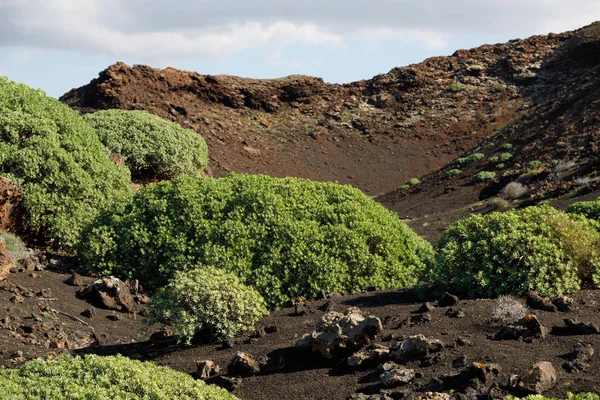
{"left": 378, "top": 23, "right": 600, "bottom": 241}
{"left": 61, "top": 30, "right": 570, "bottom": 195}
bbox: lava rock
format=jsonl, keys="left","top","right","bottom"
{"left": 438, "top": 292, "right": 460, "bottom": 307}
{"left": 64, "top": 273, "right": 85, "bottom": 286}
{"left": 228, "top": 352, "right": 261, "bottom": 376}
{"left": 77, "top": 276, "right": 135, "bottom": 312}
{"left": 390, "top": 334, "right": 443, "bottom": 362}
{"left": 553, "top": 296, "right": 575, "bottom": 312}
{"left": 562, "top": 319, "right": 600, "bottom": 335}
{"left": 0, "top": 237, "right": 13, "bottom": 281}
{"left": 380, "top": 368, "right": 415, "bottom": 387}
{"left": 518, "top": 361, "right": 557, "bottom": 394}
{"left": 196, "top": 360, "right": 220, "bottom": 379}
{"left": 80, "top": 308, "right": 95, "bottom": 319}
{"left": 416, "top": 302, "right": 436, "bottom": 313}
{"left": 526, "top": 293, "right": 557, "bottom": 312}
{"left": 296, "top": 307, "right": 383, "bottom": 360}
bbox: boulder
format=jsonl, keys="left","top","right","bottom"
{"left": 380, "top": 367, "right": 416, "bottom": 387}
{"left": 228, "top": 352, "right": 261, "bottom": 376}
{"left": 562, "top": 319, "right": 599, "bottom": 335}
{"left": 0, "top": 237, "right": 13, "bottom": 281}
{"left": 438, "top": 292, "right": 460, "bottom": 307}
{"left": 77, "top": 276, "right": 135, "bottom": 312}
{"left": 196, "top": 360, "right": 220, "bottom": 379}
{"left": 526, "top": 293, "right": 557, "bottom": 312}
{"left": 296, "top": 307, "right": 383, "bottom": 360}
{"left": 390, "top": 334, "right": 443, "bottom": 362}
{"left": 518, "top": 361, "right": 557, "bottom": 394}
{"left": 493, "top": 314, "right": 546, "bottom": 342}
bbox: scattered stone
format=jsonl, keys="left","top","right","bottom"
{"left": 196, "top": 360, "right": 220, "bottom": 379}
{"left": 518, "top": 361, "right": 557, "bottom": 394}
{"left": 390, "top": 334, "right": 443, "bottom": 362}
{"left": 456, "top": 337, "right": 472, "bottom": 347}
{"left": 37, "top": 288, "right": 51, "bottom": 298}
{"left": 29, "top": 273, "right": 38, "bottom": 279}
{"left": 106, "top": 314, "right": 120, "bottom": 321}
{"left": 378, "top": 361, "right": 399, "bottom": 373}
{"left": 150, "top": 326, "right": 174, "bottom": 341}
{"left": 438, "top": 362, "right": 502, "bottom": 393}
{"left": 296, "top": 307, "right": 382, "bottom": 359}
{"left": 445, "top": 308, "right": 465, "bottom": 318}
{"left": 250, "top": 327, "right": 266, "bottom": 338}
{"left": 347, "top": 344, "right": 390, "bottom": 368}
{"left": 77, "top": 276, "right": 135, "bottom": 312}
{"left": 0, "top": 237, "right": 14, "bottom": 281}
{"left": 64, "top": 273, "right": 85, "bottom": 286}
{"left": 453, "top": 355, "right": 467, "bottom": 368}
{"left": 80, "top": 308, "right": 95, "bottom": 319}
{"left": 10, "top": 293, "right": 24, "bottom": 303}
{"left": 416, "top": 302, "right": 436, "bottom": 313}
{"left": 380, "top": 367, "right": 415, "bottom": 387}
{"left": 221, "top": 338, "right": 235, "bottom": 349}
{"left": 228, "top": 352, "right": 261, "bottom": 376}
{"left": 265, "top": 325, "right": 278, "bottom": 334}
{"left": 563, "top": 343, "right": 594, "bottom": 373}
{"left": 438, "top": 292, "right": 460, "bottom": 307}
{"left": 562, "top": 319, "right": 600, "bottom": 335}
{"left": 553, "top": 296, "right": 575, "bottom": 312}
{"left": 493, "top": 314, "right": 546, "bottom": 342}
{"left": 526, "top": 293, "right": 557, "bottom": 312}
{"left": 133, "top": 293, "right": 150, "bottom": 304}
{"left": 18, "top": 255, "right": 42, "bottom": 272}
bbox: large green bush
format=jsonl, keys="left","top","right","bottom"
{"left": 84, "top": 109, "right": 208, "bottom": 180}
{"left": 147, "top": 266, "right": 267, "bottom": 342}
{"left": 78, "top": 174, "right": 434, "bottom": 308}
{"left": 567, "top": 197, "right": 600, "bottom": 220}
{"left": 0, "top": 77, "right": 132, "bottom": 249}
{"left": 0, "top": 354, "right": 237, "bottom": 399}
{"left": 428, "top": 205, "right": 600, "bottom": 298}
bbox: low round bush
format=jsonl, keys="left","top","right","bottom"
{"left": 567, "top": 197, "right": 600, "bottom": 221}
{"left": 84, "top": 109, "right": 208, "bottom": 180}
{"left": 500, "top": 152, "right": 513, "bottom": 162}
{"left": 446, "top": 169, "right": 461, "bottom": 178}
{"left": 147, "top": 266, "right": 268, "bottom": 342}
{"left": 453, "top": 153, "right": 485, "bottom": 166}
{"left": 78, "top": 174, "right": 434, "bottom": 308}
{"left": 472, "top": 171, "right": 496, "bottom": 182}
{"left": 405, "top": 177, "right": 420, "bottom": 186}
{"left": 0, "top": 354, "right": 237, "bottom": 399}
{"left": 0, "top": 77, "right": 132, "bottom": 249}
{"left": 427, "top": 205, "right": 600, "bottom": 298}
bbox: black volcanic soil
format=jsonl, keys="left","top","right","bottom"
{"left": 2, "top": 265, "right": 600, "bottom": 399}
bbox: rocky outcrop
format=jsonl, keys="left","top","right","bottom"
{"left": 0, "top": 237, "right": 14, "bottom": 281}
{"left": 296, "top": 307, "right": 383, "bottom": 360}
{"left": 0, "top": 177, "right": 25, "bottom": 233}
{"left": 77, "top": 276, "right": 136, "bottom": 312}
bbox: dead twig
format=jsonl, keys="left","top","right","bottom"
{"left": 48, "top": 308, "right": 94, "bottom": 330}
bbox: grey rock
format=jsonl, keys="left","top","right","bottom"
{"left": 380, "top": 367, "right": 415, "bottom": 387}
{"left": 196, "top": 360, "right": 220, "bottom": 379}
{"left": 518, "top": 361, "right": 557, "bottom": 394}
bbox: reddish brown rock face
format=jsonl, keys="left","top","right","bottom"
{"left": 0, "top": 177, "right": 25, "bottom": 234}
{"left": 0, "top": 237, "right": 14, "bottom": 281}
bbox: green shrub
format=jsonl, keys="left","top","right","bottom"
{"left": 511, "top": 393, "right": 600, "bottom": 400}
{"left": 397, "top": 184, "right": 410, "bottom": 191}
{"left": 0, "top": 354, "right": 237, "bottom": 399}
{"left": 472, "top": 171, "right": 496, "bottom": 182}
{"left": 84, "top": 110, "right": 208, "bottom": 180}
{"left": 78, "top": 174, "right": 434, "bottom": 308}
{"left": 500, "top": 152, "right": 513, "bottom": 162}
{"left": 0, "top": 77, "right": 132, "bottom": 249}
{"left": 446, "top": 169, "right": 461, "bottom": 179}
{"left": 527, "top": 160, "right": 543, "bottom": 170}
{"left": 405, "top": 177, "right": 420, "bottom": 186}
{"left": 556, "top": 141, "right": 567, "bottom": 148}
{"left": 567, "top": 197, "right": 600, "bottom": 220}
{"left": 453, "top": 153, "right": 485, "bottom": 166}
{"left": 502, "top": 143, "right": 513, "bottom": 150}
{"left": 147, "top": 266, "right": 267, "bottom": 342}
{"left": 495, "top": 163, "right": 505, "bottom": 170}
{"left": 428, "top": 206, "right": 600, "bottom": 298}
{"left": 449, "top": 83, "right": 465, "bottom": 92}
{"left": 489, "top": 156, "right": 499, "bottom": 163}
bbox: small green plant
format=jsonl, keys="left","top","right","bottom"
{"left": 489, "top": 197, "right": 509, "bottom": 210}
{"left": 500, "top": 153, "right": 513, "bottom": 162}
{"left": 501, "top": 182, "right": 528, "bottom": 200}
{"left": 0, "top": 77, "right": 132, "bottom": 249}
{"left": 567, "top": 197, "right": 600, "bottom": 220}
{"left": 84, "top": 109, "right": 208, "bottom": 180}
{"left": 502, "top": 143, "right": 513, "bottom": 150}
{"left": 449, "top": 83, "right": 466, "bottom": 92}
{"left": 0, "top": 231, "right": 29, "bottom": 261}
{"left": 427, "top": 205, "right": 600, "bottom": 298}
{"left": 0, "top": 355, "right": 237, "bottom": 399}
{"left": 489, "top": 156, "right": 499, "bottom": 163}
{"left": 510, "top": 393, "right": 600, "bottom": 400}
{"left": 453, "top": 153, "right": 485, "bottom": 166}
{"left": 556, "top": 141, "right": 567, "bottom": 148}
{"left": 514, "top": 163, "right": 522, "bottom": 169}
{"left": 527, "top": 160, "right": 543, "bottom": 170}
{"left": 147, "top": 266, "right": 268, "bottom": 342}
{"left": 552, "top": 159, "right": 559, "bottom": 166}
{"left": 78, "top": 174, "right": 434, "bottom": 308}
{"left": 495, "top": 163, "right": 505, "bottom": 170}
{"left": 405, "top": 178, "right": 420, "bottom": 186}
{"left": 446, "top": 169, "right": 461, "bottom": 179}
{"left": 472, "top": 171, "right": 496, "bottom": 182}
{"left": 397, "top": 184, "right": 410, "bottom": 191}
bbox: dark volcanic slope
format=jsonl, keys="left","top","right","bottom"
{"left": 61, "top": 30, "right": 570, "bottom": 195}
{"left": 377, "top": 23, "right": 600, "bottom": 241}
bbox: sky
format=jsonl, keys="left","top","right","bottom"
{"left": 0, "top": 1, "right": 598, "bottom": 99}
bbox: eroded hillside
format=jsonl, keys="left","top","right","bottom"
{"left": 61, "top": 30, "right": 570, "bottom": 195}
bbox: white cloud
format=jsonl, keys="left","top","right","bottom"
{"left": 0, "top": 0, "right": 599, "bottom": 60}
